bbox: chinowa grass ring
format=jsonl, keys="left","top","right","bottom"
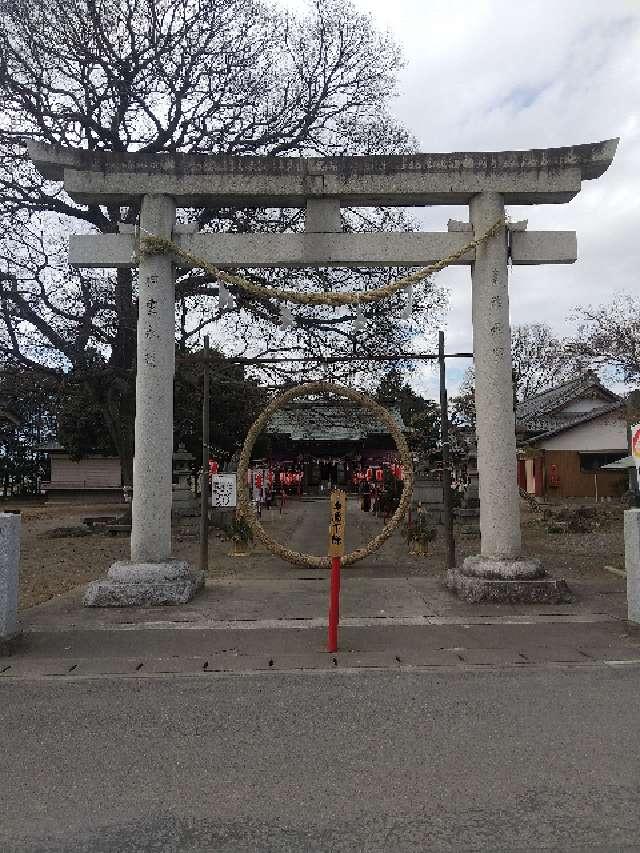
{"left": 236, "top": 381, "right": 414, "bottom": 569}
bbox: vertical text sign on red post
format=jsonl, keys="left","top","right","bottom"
{"left": 328, "top": 489, "right": 347, "bottom": 653}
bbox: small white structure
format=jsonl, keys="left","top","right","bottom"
{"left": 41, "top": 443, "right": 123, "bottom": 504}
{"left": 0, "top": 513, "right": 20, "bottom": 641}
{"left": 625, "top": 510, "right": 640, "bottom": 624}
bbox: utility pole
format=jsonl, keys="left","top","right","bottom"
{"left": 439, "top": 330, "right": 456, "bottom": 570}
{"left": 199, "top": 335, "right": 210, "bottom": 573}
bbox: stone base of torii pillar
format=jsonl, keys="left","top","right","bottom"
{"left": 446, "top": 559, "right": 572, "bottom": 605}
{"left": 84, "top": 561, "right": 204, "bottom": 607}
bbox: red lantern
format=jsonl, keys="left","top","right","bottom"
{"left": 375, "top": 468, "right": 384, "bottom": 482}
{"left": 255, "top": 473, "right": 263, "bottom": 489}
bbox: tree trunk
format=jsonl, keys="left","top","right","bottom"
{"left": 108, "top": 265, "right": 137, "bottom": 486}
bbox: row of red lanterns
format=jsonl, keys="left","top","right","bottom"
{"left": 250, "top": 469, "right": 303, "bottom": 489}
{"left": 353, "top": 464, "right": 404, "bottom": 483}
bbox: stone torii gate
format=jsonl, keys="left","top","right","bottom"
{"left": 28, "top": 139, "right": 618, "bottom": 605}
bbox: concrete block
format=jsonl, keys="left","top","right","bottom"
{"left": 625, "top": 509, "right": 640, "bottom": 624}
{"left": 84, "top": 560, "right": 204, "bottom": 607}
{"left": 0, "top": 513, "right": 20, "bottom": 639}
{"left": 305, "top": 199, "right": 341, "bottom": 232}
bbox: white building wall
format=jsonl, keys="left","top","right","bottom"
{"left": 539, "top": 415, "right": 628, "bottom": 451}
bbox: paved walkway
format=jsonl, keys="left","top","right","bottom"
{"left": 5, "top": 497, "right": 636, "bottom": 680}
{"left": 7, "top": 572, "right": 637, "bottom": 680}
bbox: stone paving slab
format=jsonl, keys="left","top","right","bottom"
{"left": 19, "top": 576, "right": 628, "bottom": 635}
{"left": 1, "top": 657, "right": 84, "bottom": 677}
{"left": 457, "top": 646, "right": 588, "bottom": 666}
{"left": 577, "top": 645, "right": 640, "bottom": 661}
{"left": 14, "top": 620, "right": 640, "bottom": 662}
{"left": 334, "top": 651, "right": 401, "bottom": 669}
{"left": 71, "top": 658, "right": 144, "bottom": 675}
{"left": 391, "top": 648, "right": 464, "bottom": 667}
{"left": 203, "top": 654, "right": 274, "bottom": 672}
{"left": 7, "top": 572, "right": 638, "bottom": 681}
{"left": 137, "top": 657, "right": 207, "bottom": 674}
{"left": 269, "top": 652, "right": 337, "bottom": 670}
{"left": 3, "top": 618, "right": 639, "bottom": 680}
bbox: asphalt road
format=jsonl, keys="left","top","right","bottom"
{"left": 1, "top": 665, "right": 640, "bottom": 852}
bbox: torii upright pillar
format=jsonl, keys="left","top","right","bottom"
{"left": 131, "top": 193, "right": 176, "bottom": 564}
{"left": 470, "top": 192, "right": 522, "bottom": 561}
{"left": 451, "top": 191, "right": 551, "bottom": 593}
{"left": 85, "top": 194, "right": 205, "bottom": 606}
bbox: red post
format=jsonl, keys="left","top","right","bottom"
{"left": 327, "top": 555, "right": 341, "bottom": 653}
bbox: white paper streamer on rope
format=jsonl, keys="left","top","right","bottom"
{"left": 278, "top": 304, "right": 295, "bottom": 329}
{"left": 353, "top": 304, "right": 366, "bottom": 331}
{"left": 400, "top": 284, "right": 413, "bottom": 320}
{"left": 218, "top": 282, "right": 234, "bottom": 312}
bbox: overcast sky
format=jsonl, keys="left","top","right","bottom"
{"left": 281, "top": 0, "right": 640, "bottom": 398}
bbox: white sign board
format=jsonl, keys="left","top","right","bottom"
{"left": 211, "top": 473, "right": 237, "bottom": 508}
{"left": 632, "top": 422, "right": 640, "bottom": 486}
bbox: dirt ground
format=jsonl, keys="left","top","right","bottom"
{"left": 7, "top": 495, "right": 627, "bottom": 611}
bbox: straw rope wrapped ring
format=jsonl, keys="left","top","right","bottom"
{"left": 236, "top": 381, "right": 414, "bottom": 569}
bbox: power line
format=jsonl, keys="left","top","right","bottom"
{"left": 226, "top": 352, "right": 473, "bottom": 365}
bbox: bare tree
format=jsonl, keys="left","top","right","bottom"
{"left": 569, "top": 292, "right": 640, "bottom": 384}
{"left": 0, "top": 0, "right": 444, "bottom": 480}
{"left": 450, "top": 323, "right": 580, "bottom": 429}
{"left": 511, "top": 323, "right": 578, "bottom": 400}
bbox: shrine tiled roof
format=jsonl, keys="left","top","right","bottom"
{"left": 266, "top": 400, "right": 405, "bottom": 442}
{"left": 515, "top": 371, "right": 621, "bottom": 435}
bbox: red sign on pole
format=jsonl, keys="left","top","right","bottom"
{"left": 327, "top": 489, "right": 347, "bottom": 653}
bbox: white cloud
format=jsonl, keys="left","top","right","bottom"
{"left": 341, "top": 0, "right": 640, "bottom": 399}
{"left": 277, "top": 0, "right": 640, "bottom": 400}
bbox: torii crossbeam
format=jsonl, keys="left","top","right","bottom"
{"left": 28, "top": 138, "right": 618, "bottom": 605}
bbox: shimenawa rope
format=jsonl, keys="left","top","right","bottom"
{"left": 138, "top": 218, "right": 504, "bottom": 308}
